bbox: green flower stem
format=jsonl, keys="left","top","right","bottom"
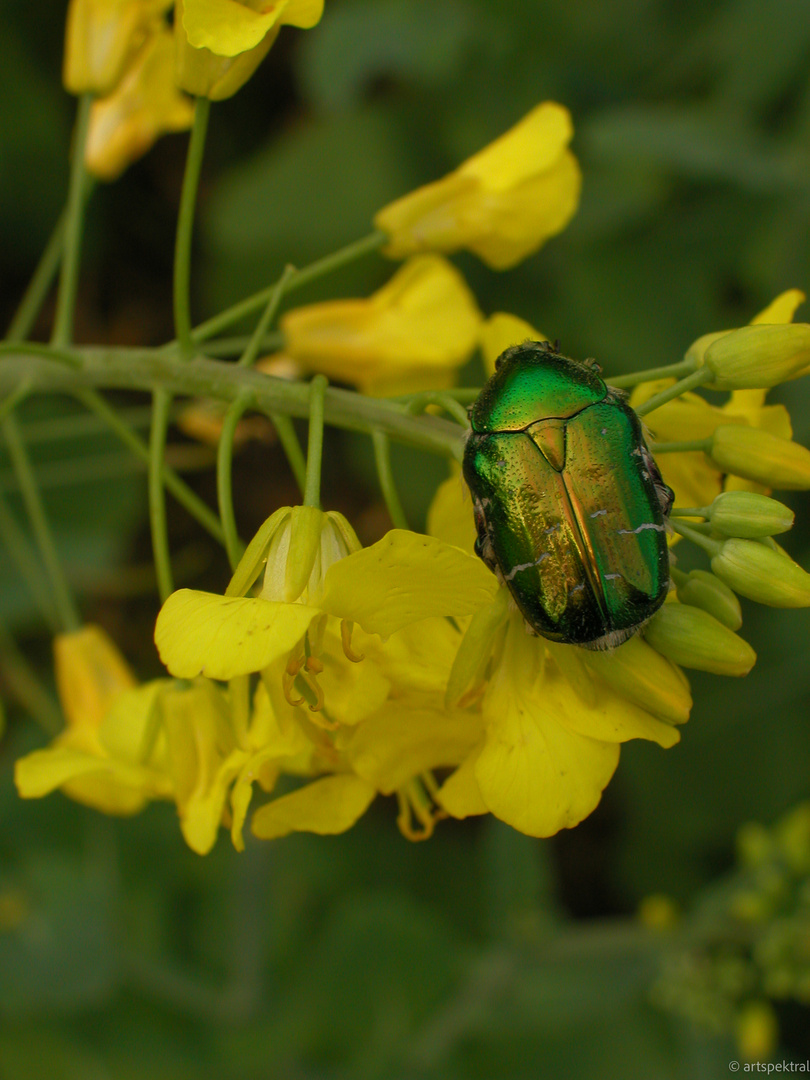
{"left": 669, "top": 507, "right": 709, "bottom": 518}
{"left": 0, "top": 494, "right": 60, "bottom": 632}
{"left": 303, "top": 375, "right": 328, "bottom": 508}
{"left": 191, "top": 230, "right": 387, "bottom": 344}
{"left": 149, "top": 389, "right": 174, "bottom": 601}
{"left": 238, "top": 264, "right": 297, "bottom": 369}
{"left": 200, "top": 332, "right": 284, "bottom": 358}
{"left": 74, "top": 389, "right": 225, "bottom": 544}
{"left": 1, "top": 415, "right": 81, "bottom": 631}
{"left": 0, "top": 345, "right": 467, "bottom": 460}
{"left": 670, "top": 518, "right": 722, "bottom": 555}
{"left": 405, "top": 391, "right": 471, "bottom": 427}
{"left": 270, "top": 413, "right": 306, "bottom": 495}
{"left": 217, "top": 392, "right": 253, "bottom": 570}
{"left": 0, "top": 380, "right": 34, "bottom": 425}
{"left": 608, "top": 358, "right": 699, "bottom": 389}
{"left": 634, "top": 367, "right": 713, "bottom": 417}
{"left": 15, "top": 403, "right": 155, "bottom": 444}
{"left": 650, "top": 438, "right": 711, "bottom": 454}
{"left": 51, "top": 95, "right": 93, "bottom": 349}
{"left": 0, "top": 620, "right": 62, "bottom": 734}
{"left": 174, "top": 97, "right": 211, "bottom": 357}
{"left": 372, "top": 430, "right": 409, "bottom": 530}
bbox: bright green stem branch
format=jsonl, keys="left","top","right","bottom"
{"left": 149, "top": 389, "right": 174, "bottom": 601}
{"left": 634, "top": 367, "right": 712, "bottom": 417}
{"left": 51, "top": 95, "right": 93, "bottom": 349}
{"left": 0, "top": 345, "right": 466, "bottom": 460}
{"left": 651, "top": 438, "right": 710, "bottom": 454}
{"left": 372, "top": 430, "right": 409, "bottom": 530}
{"left": 74, "top": 389, "right": 225, "bottom": 544}
{"left": 217, "top": 393, "right": 253, "bottom": 570}
{"left": 238, "top": 265, "right": 296, "bottom": 369}
{"left": 270, "top": 413, "right": 306, "bottom": 495}
{"left": 670, "top": 518, "right": 722, "bottom": 555}
{"left": 303, "top": 375, "right": 327, "bottom": 509}
{"left": 201, "top": 332, "right": 284, "bottom": 358}
{"left": 405, "top": 391, "right": 471, "bottom": 427}
{"left": 0, "top": 494, "right": 60, "bottom": 632}
{"left": 669, "top": 507, "right": 709, "bottom": 518}
{"left": 1, "top": 415, "right": 81, "bottom": 631}
{"left": 0, "top": 380, "right": 34, "bottom": 425}
{"left": 0, "top": 620, "right": 62, "bottom": 734}
{"left": 608, "top": 358, "right": 698, "bottom": 389}
{"left": 192, "top": 230, "right": 387, "bottom": 344}
{"left": 174, "top": 97, "right": 210, "bottom": 357}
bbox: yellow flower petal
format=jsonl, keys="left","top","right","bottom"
{"left": 55, "top": 624, "right": 137, "bottom": 732}
{"left": 426, "top": 469, "right": 477, "bottom": 554}
{"left": 320, "top": 530, "right": 498, "bottom": 638}
{"left": 280, "top": 255, "right": 482, "bottom": 397}
{"left": 154, "top": 589, "right": 319, "bottom": 679}
{"left": 183, "top": 0, "right": 292, "bottom": 56}
{"left": 436, "top": 749, "right": 488, "bottom": 819}
{"left": 346, "top": 694, "right": 485, "bottom": 794}
{"left": 751, "top": 289, "right": 805, "bottom": 325}
{"left": 251, "top": 774, "right": 376, "bottom": 838}
{"left": 14, "top": 746, "right": 158, "bottom": 814}
{"left": 480, "top": 313, "right": 546, "bottom": 376}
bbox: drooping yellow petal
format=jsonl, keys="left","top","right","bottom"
{"left": 346, "top": 694, "right": 485, "bottom": 794}
{"left": 751, "top": 289, "right": 805, "bottom": 325}
{"left": 182, "top": 0, "right": 322, "bottom": 56}
{"left": 63, "top": 0, "right": 170, "bottom": 95}
{"left": 14, "top": 745, "right": 157, "bottom": 812}
{"left": 55, "top": 624, "right": 138, "bottom": 733}
{"left": 154, "top": 589, "right": 319, "bottom": 679}
{"left": 436, "top": 749, "right": 488, "bottom": 819}
{"left": 251, "top": 774, "right": 376, "bottom": 839}
{"left": 85, "top": 27, "right": 194, "bottom": 181}
{"left": 320, "top": 530, "right": 498, "bottom": 639}
{"left": 473, "top": 618, "right": 620, "bottom": 837}
{"left": 280, "top": 255, "right": 482, "bottom": 397}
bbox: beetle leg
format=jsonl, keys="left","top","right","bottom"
{"left": 472, "top": 498, "right": 501, "bottom": 578}
{"left": 640, "top": 441, "right": 674, "bottom": 517}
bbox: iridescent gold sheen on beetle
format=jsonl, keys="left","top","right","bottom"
{"left": 463, "top": 341, "right": 672, "bottom": 649}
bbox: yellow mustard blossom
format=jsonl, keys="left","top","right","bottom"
{"left": 374, "top": 102, "right": 581, "bottom": 270}
{"left": 64, "top": 0, "right": 170, "bottom": 95}
{"left": 174, "top": 0, "right": 323, "bottom": 100}
{"left": 14, "top": 625, "right": 172, "bottom": 814}
{"left": 85, "top": 27, "right": 194, "bottom": 180}
{"left": 276, "top": 255, "right": 482, "bottom": 397}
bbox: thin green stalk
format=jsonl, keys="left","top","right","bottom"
{"left": 405, "top": 391, "right": 470, "bottom": 427}
{"left": 192, "top": 231, "right": 387, "bottom": 344}
{"left": 149, "top": 389, "right": 174, "bottom": 601}
{"left": 174, "top": 97, "right": 211, "bottom": 357}
{"left": 670, "top": 518, "right": 722, "bottom": 555}
{"left": 16, "top": 403, "right": 155, "bottom": 444}
{"left": 669, "top": 507, "right": 709, "bottom": 518}
{"left": 634, "top": 367, "right": 713, "bottom": 417}
{"left": 238, "top": 264, "right": 296, "bottom": 369}
{"left": 270, "top": 413, "right": 306, "bottom": 496}
{"left": 0, "top": 380, "right": 34, "bottom": 425}
{"left": 51, "top": 95, "right": 93, "bottom": 348}
{"left": 650, "top": 438, "right": 710, "bottom": 453}
{"left": 74, "top": 389, "right": 225, "bottom": 544}
{"left": 608, "top": 358, "right": 698, "bottom": 389}
{"left": 372, "top": 430, "right": 408, "bottom": 530}
{"left": 0, "top": 494, "right": 60, "bottom": 632}
{"left": 0, "top": 620, "right": 62, "bottom": 735}
{"left": 217, "top": 392, "right": 253, "bottom": 570}
{"left": 1, "top": 415, "right": 81, "bottom": 630}
{"left": 303, "top": 375, "right": 328, "bottom": 509}
{"left": 200, "top": 332, "right": 284, "bottom": 358}
{"left": 7, "top": 206, "right": 68, "bottom": 342}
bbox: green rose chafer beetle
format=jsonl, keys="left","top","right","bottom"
{"left": 463, "top": 341, "right": 673, "bottom": 649}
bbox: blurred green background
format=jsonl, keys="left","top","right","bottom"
{"left": 2, "top": 0, "right": 810, "bottom": 1075}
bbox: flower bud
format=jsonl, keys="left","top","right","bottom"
{"left": 706, "top": 491, "right": 795, "bottom": 538}
{"left": 64, "top": 0, "right": 169, "bottom": 96}
{"left": 643, "top": 603, "right": 756, "bottom": 676}
{"left": 711, "top": 538, "right": 810, "bottom": 608}
{"left": 584, "top": 635, "right": 691, "bottom": 724}
{"left": 703, "top": 323, "right": 810, "bottom": 389}
{"left": 709, "top": 425, "right": 810, "bottom": 490}
{"left": 683, "top": 329, "right": 730, "bottom": 369}
{"left": 674, "top": 568, "right": 742, "bottom": 630}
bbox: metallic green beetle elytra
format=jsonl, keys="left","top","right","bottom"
{"left": 463, "top": 340, "right": 673, "bottom": 650}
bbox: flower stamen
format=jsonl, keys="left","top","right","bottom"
{"left": 395, "top": 777, "right": 445, "bottom": 841}
{"left": 340, "top": 619, "right": 364, "bottom": 663}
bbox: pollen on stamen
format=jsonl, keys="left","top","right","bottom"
{"left": 341, "top": 619, "right": 364, "bottom": 663}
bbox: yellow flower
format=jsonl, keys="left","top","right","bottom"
{"left": 479, "top": 313, "right": 547, "bottom": 377}
{"left": 175, "top": 0, "right": 323, "bottom": 99}
{"left": 85, "top": 27, "right": 194, "bottom": 181}
{"left": 374, "top": 102, "right": 582, "bottom": 270}
{"left": 14, "top": 626, "right": 172, "bottom": 814}
{"left": 63, "top": 0, "right": 170, "bottom": 96}
{"left": 277, "top": 255, "right": 482, "bottom": 396}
